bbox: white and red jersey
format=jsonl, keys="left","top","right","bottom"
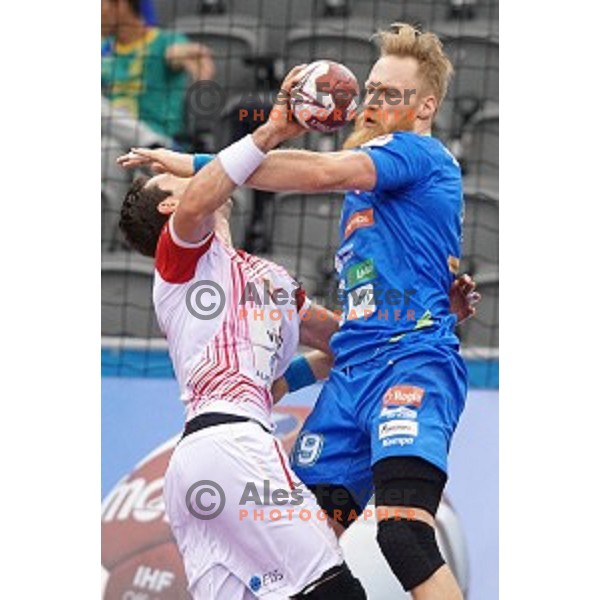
{"left": 153, "top": 218, "right": 309, "bottom": 430}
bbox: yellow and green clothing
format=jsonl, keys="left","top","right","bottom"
{"left": 101, "top": 28, "right": 189, "bottom": 139}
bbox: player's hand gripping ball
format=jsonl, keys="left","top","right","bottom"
{"left": 290, "top": 60, "right": 359, "bottom": 133}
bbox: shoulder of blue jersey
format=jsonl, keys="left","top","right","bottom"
{"left": 360, "top": 130, "right": 432, "bottom": 149}
{"left": 360, "top": 133, "right": 395, "bottom": 148}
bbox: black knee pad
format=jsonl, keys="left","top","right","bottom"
{"left": 376, "top": 518, "right": 445, "bottom": 591}
{"left": 307, "top": 483, "right": 365, "bottom": 529}
{"left": 292, "top": 562, "right": 366, "bottom": 599}
{"left": 373, "top": 456, "right": 447, "bottom": 516}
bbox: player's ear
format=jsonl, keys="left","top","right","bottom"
{"left": 157, "top": 198, "right": 178, "bottom": 215}
{"left": 417, "top": 95, "right": 437, "bottom": 122}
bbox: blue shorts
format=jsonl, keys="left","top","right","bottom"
{"left": 291, "top": 343, "right": 467, "bottom": 511}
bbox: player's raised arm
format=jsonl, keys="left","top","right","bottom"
{"left": 118, "top": 65, "right": 312, "bottom": 244}
{"left": 169, "top": 123, "right": 288, "bottom": 244}
{"left": 118, "top": 144, "right": 378, "bottom": 195}
{"left": 245, "top": 148, "right": 377, "bottom": 193}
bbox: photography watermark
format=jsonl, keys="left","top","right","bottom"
{"left": 184, "top": 277, "right": 418, "bottom": 323}
{"left": 240, "top": 279, "right": 416, "bottom": 307}
{"left": 185, "top": 480, "right": 226, "bottom": 520}
{"left": 185, "top": 478, "right": 418, "bottom": 522}
{"left": 185, "top": 280, "right": 226, "bottom": 320}
{"left": 186, "top": 80, "right": 227, "bottom": 118}
{"left": 185, "top": 80, "right": 418, "bottom": 120}
{"left": 239, "top": 505, "right": 417, "bottom": 523}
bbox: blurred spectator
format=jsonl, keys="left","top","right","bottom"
{"left": 101, "top": 0, "right": 214, "bottom": 140}
{"left": 101, "top": 0, "right": 215, "bottom": 250}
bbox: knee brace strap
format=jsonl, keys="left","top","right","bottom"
{"left": 376, "top": 518, "right": 445, "bottom": 591}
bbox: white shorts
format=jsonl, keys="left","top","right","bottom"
{"left": 164, "top": 421, "right": 343, "bottom": 599}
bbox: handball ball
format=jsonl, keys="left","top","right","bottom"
{"left": 290, "top": 60, "right": 359, "bottom": 133}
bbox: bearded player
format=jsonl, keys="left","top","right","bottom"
{"left": 120, "top": 23, "right": 475, "bottom": 599}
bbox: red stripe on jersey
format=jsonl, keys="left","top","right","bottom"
{"left": 295, "top": 286, "right": 306, "bottom": 312}
{"left": 184, "top": 243, "right": 296, "bottom": 416}
{"left": 155, "top": 223, "right": 214, "bottom": 284}
{"left": 192, "top": 343, "right": 229, "bottom": 399}
{"left": 189, "top": 257, "right": 243, "bottom": 398}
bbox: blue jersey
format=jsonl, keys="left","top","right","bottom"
{"left": 330, "top": 131, "right": 464, "bottom": 368}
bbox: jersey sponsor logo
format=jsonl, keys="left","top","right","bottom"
{"left": 262, "top": 569, "right": 284, "bottom": 588}
{"left": 381, "top": 405, "right": 418, "bottom": 420}
{"left": 382, "top": 436, "right": 415, "bottom": 448}
{"left": 250, "top": 569, "right": 284, "bottom": 593}
{"left": 335, "top": 243, "right": 355, "bottom": 273}
{"left": 248, "top": 311, "right": 283, "bottom": 383}
{"left": 344, "top": 208, "right": 374, "bottom": 239}
{"left": 379, "top": 419, "right": 418, "bottom": 439}
{"left": 345, "top": 258, "right": 377, "bottom": 289}
{"left": 292, "top": 433, "right": 324, "bottom": 467}
{"left": 383, "top": 385, "right": 425, "bottom": 408}
{"left": 447, "top": 255, "right": 460, "bottom": 274}
{"left": 346, "top": 283, "right": 376, "bottom": 320}
{"left": 249, "top": 576, "right": 262, "bottom": 592}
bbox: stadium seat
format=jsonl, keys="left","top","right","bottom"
{"left": 171, "top": 14, "right": 266, "bottom": 149}
{"left": 213, "top": 93, "right": 273, "bottom": 153}
{"left": 462, "top": 171, "right": 498, "bottom": 199}
{"left": 259, "top": 252, "right": 323, "bottom": 297}
{"left": 214, "top": 0, "right": 321, "bottom": 57}
{"left": 351, "top": 0, "right": 449, "bottom": 30}
{"left": 436, "top": 28, "right": 499, "bottom": 104}
{"left": 284, "top": 20, "right": 378, "bottom": 88}
{"left": 153, "top": 0, "right": 200, "bottom": 25}
{"left": 155, "top": 0, "right": 253, "bottom": 24}
{"left": 458, "top": 270, "right": 498, "bottom": 349}
{"left": 447, "top": 0, "right": 499, "bottom": 23}
{"left": 461, "top": 103, "right": 499, "bottom": 178}
{"left": 461, "top": 186, "right": 498, "bottom": 274}
{"left": 433, "top": 97, "right": 475, "bottom": 144}
{"left": 264, "top": 191, "right": 345, "bottom": 296}
{"left": 229, "top": 188, "right": 254, "bottom": 248}
{"left": 268, "top": 191, "right": 344, "bottom": 258}
{"left": 101, "top": 192, "right": 116, "bottom": 252}
{"left": 282, "top": 125, "right": 353, "bottom": 154}
{"left": 431, "top": 23, "right": 498, "bottom": 147}
{"left": 102, "top": 254, "right": 163, "bottom": 339}
{"left": 172, "top": 14, "right": 265, "bottom": 91}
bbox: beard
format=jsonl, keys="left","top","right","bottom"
{"left": 342, "top": 110, "right": 417, "bottom": 150}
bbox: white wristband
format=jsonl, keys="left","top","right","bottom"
{"left": 217, "top": 134, "right": 266, "bottom": 186}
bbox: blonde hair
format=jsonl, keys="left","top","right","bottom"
{"left": 373, "top": 23, "right": 454, "bottom": 106}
